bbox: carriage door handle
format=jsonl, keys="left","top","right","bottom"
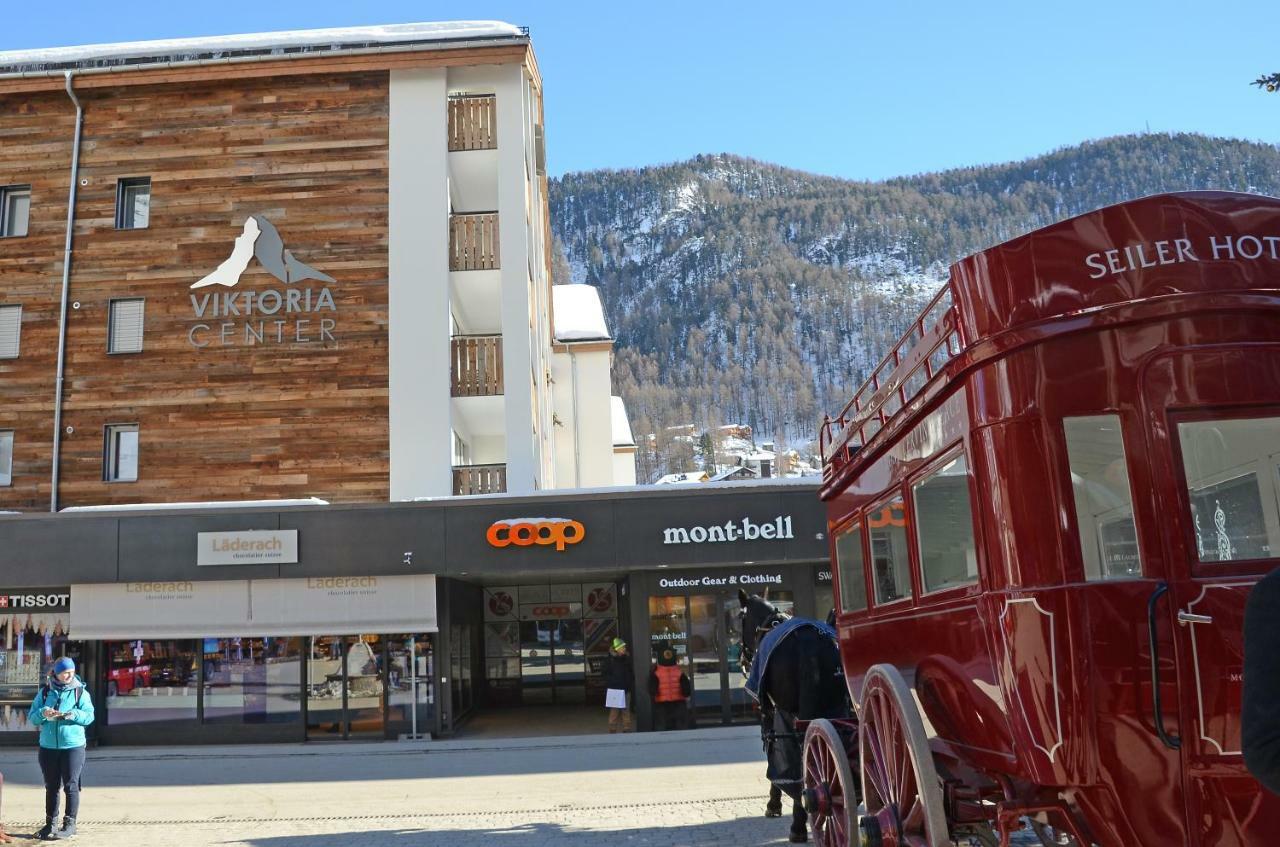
{"left": 1177, "top": 611, "right": 1213, "bottom": 626}
{"left": 1147, "top": 583, "right": 1181, "bottom": 750}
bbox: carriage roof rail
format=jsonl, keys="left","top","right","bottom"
{"left": 821, "top": 283, "right": 961, "bottom": 477}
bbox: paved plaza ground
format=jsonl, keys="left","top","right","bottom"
{"left": 0, "top": 726, "right": 802, "bottom": 846}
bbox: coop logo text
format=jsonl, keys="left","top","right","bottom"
{"left": 487, "top": 518, "right": 586, "bottom": 552}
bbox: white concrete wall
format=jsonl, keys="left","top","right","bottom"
{"left": 388, "top": 69, "right": 451, "bottom": 500}
{"left": 548, "top": 346, "right": 616, "bottom": 488}
{"left": 493, "top": 65, "right": 537, "bottom": 493}
{"left": 613, "top": 450, "right": 638, "bottom": 486}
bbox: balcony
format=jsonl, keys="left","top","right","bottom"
{"left": 453, "top": 463, "right": 506, "bottom": 496}
{"left": 450, "top": 212, "right": 499, "bottom": 271}
{"left": 451, "top": 335, "right": 504, "bottom": 397}
{"left": 448, "top": 95, "right": 497, "bottom": 152}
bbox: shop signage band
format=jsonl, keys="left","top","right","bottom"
{"left": 197, "top": 530, "right": 299, "bottom": 566}
{"left": 662, "top": 515, "right": 794, "bottom": 545}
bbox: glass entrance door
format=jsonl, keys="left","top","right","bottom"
{"left": 305, "top": 635, "right": 385, "bottom": 739}
{"left": 649, "top": 590, "right": 795, "bottom": 726}
{"left": 519, "top": 619, "right": 586, "bottom": 705}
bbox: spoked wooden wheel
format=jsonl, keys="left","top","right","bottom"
{"left": 803, "top": 718, "right": 856, "bottom": 847}
{"left": 858, "top": 664, "right": 950, "bottom": 847}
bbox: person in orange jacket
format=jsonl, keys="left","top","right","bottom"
{"left": 650, "top": 644, "right": 692, "bottom": 731}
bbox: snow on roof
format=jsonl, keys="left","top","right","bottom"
{"left": 655, "top": 471, "right": 709, "bottom": 485}
{"left": 611, "top": 397, "right": 636, "bottom": 447}
{"left": 552, "top": 284, "right": 611, "bottom": 342}
{"left": 59, "top": 497, "right": 329, "bottom": 513}
{"left": 0, "top": 21, "right": 525, "bottom": 72}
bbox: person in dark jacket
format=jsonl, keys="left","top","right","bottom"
{"left": 649, "top": 645, "right": 691, "bottom": 731}
{"left": 28, "top": 656, "right": 94, "bottom": 840}
{"left": 604, "top": 638, "right": 633, "bottom": 733}
{"left": 1244, "top": 569, "right": 1280, "bottom": 794}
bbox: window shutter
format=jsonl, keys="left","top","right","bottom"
{"left": 0, "top": 305, "right": 20, "bottom": 358}
{"left": 109, "top": 299, "right": 145, "bottom": 354}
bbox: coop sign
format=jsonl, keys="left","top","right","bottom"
{"left": 1084, "top": 233, "right": 1280, "bottom": 280}
{"left": 487, "top": 518, "right": 586, "bottom": 552}
{"left": 187, "top": 214, "right": 339, "bottom": 349}
{"left": 197, "top": 530, "right": 299, "bottom": 566}
{"left": 662, "top": 516, "right": 794, "bottom": 545}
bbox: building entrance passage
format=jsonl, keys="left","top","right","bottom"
{"left": 519, "top": 619, "right": 585, "bottom": 705}
{"left": 648, "top": 590, "right": 793, "bottom": 726}
{"left": 483, "top": 582, "right": 621, "bottom": 708}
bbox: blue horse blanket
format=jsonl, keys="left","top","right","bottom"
{"left": 744, "top": 617, "right": 838, "bottom": 701}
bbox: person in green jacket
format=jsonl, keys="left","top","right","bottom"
{"left": 27, "top": 657, "right": 94, "bottom": 840}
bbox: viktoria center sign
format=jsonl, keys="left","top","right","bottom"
{"left": 187, "top": 215, "right": 339, "bottom": 349}
{"left": 662, "top": 516, "right": 794, "bottom": 545}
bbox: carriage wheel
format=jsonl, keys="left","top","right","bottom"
{"left": 802, "top": 718, "right": 855, "bottom": 847}
{"left": 858, "top": 664, "right": 950, "bottom": 847}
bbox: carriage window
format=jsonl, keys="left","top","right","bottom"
{"left": 1177, "top": 416, "right": 1280, "bottom": 563}
{"left": 1065, "top": 415, "right": 1141, "bottom": 579}
{"left": 834, "top": 523, "right": 867, "bottom": 612}
{"left": 869, "top": 496, "right": 911, "bottom": 604}
{"left": 913, "top": 452, "right": 979, "bottom": 593}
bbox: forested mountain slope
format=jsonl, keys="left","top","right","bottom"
{"left": 549, "top": 133, "right": 1280, "bottom": 480}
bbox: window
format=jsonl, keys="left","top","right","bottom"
{"left": 115, "top": 177, "right": 150, "bottom": 229}
{"left": 1178, "top": 416, "right": 1280, "bottom": 563}
{"left": 869, "top": 495, "right": 911, "bottom": 604}
{"left": 108, "top": 298, "right": 145, "bottom": 354}
{"left": 913, "top": 452, "right": 979, "bottom": 593}
{"left": 202, "top": 637, "right": 302, "bottom": 725}
{"left": 834, "top": 523, "right": 868, "bottom": 612}
{"left": 1065, "top": 415, "right": 1140, "bottom": 579}
{"left": 104, "top": 424, "right": 139, "bottom": 482}
{"left": 105, "top": 640, "right": 197, "bottom": 725}
{"left": 0, "top": 431, "right": 12, "bottom": 486}
{"left": 0, "top": 185, "right": 30, "bottom": 237}
{"left": 452, "top": 430, "right": 471, "bottom": 466}
{"left": 0, "top": 305, "right": 19, "bottom": 359}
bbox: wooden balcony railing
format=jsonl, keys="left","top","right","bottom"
{"left": 449, "top": 213, "right": 500, "bottom": 271}
{"left": 453, "top": 463, "right": 506, "bottom": 496}
{"left": 451, "top": 335, "right": 504, "bottom": 397}
{"left": 448, "top": 95, "right": 497, "bottom": 151}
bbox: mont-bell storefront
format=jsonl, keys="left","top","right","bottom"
{"left": 0, "top": 480, "right": 829, "bottom": 745}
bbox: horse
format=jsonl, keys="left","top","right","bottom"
{"left": 738, "top": 589, "right": 850, "bottom": 844}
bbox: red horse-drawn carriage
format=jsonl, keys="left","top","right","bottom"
{"left": 808, "top": 192, "right": 1280, "bottom": 845}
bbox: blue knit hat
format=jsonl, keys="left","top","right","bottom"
{"left": 52, "top": 657, "right": 75, "bottom": 675}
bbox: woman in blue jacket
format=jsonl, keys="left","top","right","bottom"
{"left": 27, "top": 657, "right": 94, "bottom": 840}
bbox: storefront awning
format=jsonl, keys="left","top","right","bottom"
{"left": 70, "top": 575, "right": 436, "bottom": 639}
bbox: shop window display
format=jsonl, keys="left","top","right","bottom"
{"left": 387, "top": 634, "right": 434, "bottom": 733}
{"left": 0, "top": 614, "right": 71, "bottom": 732}
{"left": 106, "top": 640, "right": 198, "bottom": 725}
{"left": 201, "top": 637, "right": 302, "bottom": 724}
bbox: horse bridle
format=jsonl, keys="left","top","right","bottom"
{"left": 739, "top": 607, "right": 790, "bottom": 675}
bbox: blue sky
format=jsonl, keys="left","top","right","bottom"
{"left": 4, "top": 1, "right": 1278, "bottom": 181}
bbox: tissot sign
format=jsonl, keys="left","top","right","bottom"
{"left": 187, "top": 215, "right": 338, "bottom": 349}
{"left": 0, "top": 588, "right": 70, "bottom": 611}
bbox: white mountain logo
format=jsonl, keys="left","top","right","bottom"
{"left": 192, "top": 215, "right": 335, "bottom": 289}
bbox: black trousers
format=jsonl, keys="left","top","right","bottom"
{"left": 653, "top": 700, "right": 687, "bottom": 731}
{"left": 37, "top": 746, "right": 85, "bottom": 821}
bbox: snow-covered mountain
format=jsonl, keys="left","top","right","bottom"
{"left": 550, "top": 133, "right": 1280, "bottom": 482}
